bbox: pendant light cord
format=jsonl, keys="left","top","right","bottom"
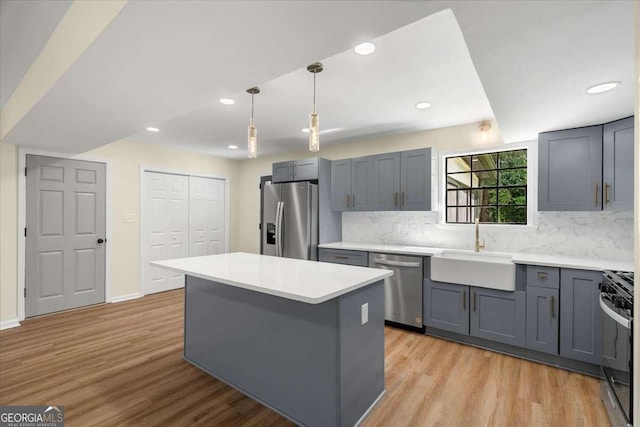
{"left": 313, "top": 72, "right": 316, "bottom": 113}
{"left": 251, "top": 93, "right": 255, "bottom": 122}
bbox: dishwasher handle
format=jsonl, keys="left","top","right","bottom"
{"left": 372, "top": 258, "right": 421, "bottom": 268}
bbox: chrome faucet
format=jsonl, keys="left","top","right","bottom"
{"left": 474, "top": 217, "right": 485, "bottom": 252}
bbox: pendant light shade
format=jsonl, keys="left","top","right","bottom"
{"left": 246, "top": 87, "right": 260, "bottom": 158}
{"left": 307, "top": 63, "right": 323, "bottom": 152}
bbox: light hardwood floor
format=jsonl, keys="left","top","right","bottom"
{"left": 0, "top": 290, "right": 610, "bottom": 427}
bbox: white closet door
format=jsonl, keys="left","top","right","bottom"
{"left": 144, "top": 172, "right": 189, "bottom": 295}
{"left": 189, "top": 176, "right": 225, "bottom": 256}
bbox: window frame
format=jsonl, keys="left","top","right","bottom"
{"left": 439, "top": 142, "right": 534, "bottom": 227}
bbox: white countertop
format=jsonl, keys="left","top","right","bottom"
{"left": 319, "top": 242, "right": 634, "bottom": 272}
{"left": 319, "top": 242, "right": 444, "bottom": 257}
{"left": 151, "top": 252, "right": 392, "bottom": 304}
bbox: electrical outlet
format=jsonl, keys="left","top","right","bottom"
{"left": 122, "top": 214, "right": 136, "bottom": 223}
{"left": 361, "top": 303, "right": 369, "bottom": 325}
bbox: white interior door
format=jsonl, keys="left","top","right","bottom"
{"left": 189, "top": 176, "right": 226, "bottom": 256}
{"left": 144, "top": 172, "right": 189, "bottom": 295}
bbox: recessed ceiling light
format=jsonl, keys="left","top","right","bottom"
{"left": 146, "top": 127, "right": 159, "bottom": 132}
{"left": 354, "top": 42, "right": 376, "bottom": 55}
{"left": 585, "top": 81, "right": 621, "bottom": 94}
{"left": 302, "top": 128, "right": 310, "bottom": 133}
{"left": 228, "top": 145, "right": 238, "bottom": 149}
{"left": 415, "top": 102, "right": 432, "bottom": 110}
{"left": 219, "top": 98, "right": 235, "bottom": 105}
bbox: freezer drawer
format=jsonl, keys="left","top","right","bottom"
{"left": 370, "top": 253, "right": 423, "bottom": 327}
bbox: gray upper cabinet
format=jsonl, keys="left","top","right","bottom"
{"left": 272, "top": 161, "right": 293, "bottom": 183}
{"left": 423, "top": 280, "right": 469, "bottom": 335}
{"left": 351, "top": 156, "right": 374, "bottom": 211}
{"left": 469, "top": 288, "right": 526, "bottom": 347}
{"left": 400, "top": 148, "right": 431, "bottom": 211}
{"left": 372, "top": 152, "right": 401, "bottom": 210}
{"left": 272, "top": 158, "right": 319, "bottom": 183}
{"left": 330, "top": 156, "right": 374, "bottom": 212}
{"left": 603, "top": 116, "right": 634, "bottom": 210}
{"left": 538, "top": 125, "right": 603, "bottom": 211}
{"left": 331, "top": 159, "right": 351, "bottom": 212}
{"left": 560, "top": 269, "right": 602, "bottom": 364}
{"left": 525, "top": 286, "right": 559, "bottom": 355}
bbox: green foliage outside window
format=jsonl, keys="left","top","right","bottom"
{"left": 446, "top": 149, "right": 527, "bottom": 224}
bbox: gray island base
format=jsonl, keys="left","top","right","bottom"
{"left": 184, "top": 275, "right": 385, "bottom": 427}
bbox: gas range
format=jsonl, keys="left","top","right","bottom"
{"left": 600, "top": 269, "right": 633, "bottom": 427}
{"left": 602, "top": 270, "right": 633, "bottom": 314}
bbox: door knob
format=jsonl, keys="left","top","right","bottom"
{"left": 97, "top": 238, "right": 105, "bottom": 244}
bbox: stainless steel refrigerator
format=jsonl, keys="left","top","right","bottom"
{"left": 261, "top": 181, "right": 318, "bottom": 260}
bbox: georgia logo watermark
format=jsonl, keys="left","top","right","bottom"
{"left": 0, "top": 405, "right": 64, "bottom": 427}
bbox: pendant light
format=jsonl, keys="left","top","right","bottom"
{"left": 307, "top": 62, "right": 323, "bottom": 152}
{"left": 247, "top": 87, "right": 260, "bottom": 158}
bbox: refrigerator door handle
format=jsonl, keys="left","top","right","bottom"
{"left": 275, "top": 202, "right": 282, "bottom": 257}
{"left": 277, "top": 202, "right": 285, "bottom": 257}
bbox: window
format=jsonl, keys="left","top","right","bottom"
{"left": 445, "top": 149, "right": 527, "bottom": 224}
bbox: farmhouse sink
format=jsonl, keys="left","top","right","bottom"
{"left": 430, "top": 251, "right": 516, "bottom": 291}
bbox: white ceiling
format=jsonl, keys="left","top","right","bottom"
{"left": 1, "top": 1, "right": 635, "bottom": 157}
{"left": 451, "top": 0, "right": 634, "bottom": 143}
{"left": 131, "top": 9, "right": 495, "bottom": 158}
{"left": 1, "top": 0, "right": 441, "bottom": 152}
{"left": 0, "top": 0, "right": 72, "bottom": 107}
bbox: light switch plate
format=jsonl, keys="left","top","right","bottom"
{"left": 122, "top": 214, "right": 136, "bottom": 223}
{"left": 361, "top": 303, "right": 368, "bottom": 325}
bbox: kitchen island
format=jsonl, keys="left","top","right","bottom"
{"left": 152, "top": 252, "right": 392, "bottom": 427}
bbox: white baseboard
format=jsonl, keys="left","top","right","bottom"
{"left": 109, "top": 292, "right": 143, "bottom": 303}
{"left": 0, "top": 319, "right": 21, "bottom": 330}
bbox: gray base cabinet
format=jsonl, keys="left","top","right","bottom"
{"left": 560, "top": 269, "right": 602, "bottom": 364}
{"left": 469, "top": 288, "right": 526, "bottom": 347}
{"left": 525, "top": 286, "right": 559, "bottom": 355}
{"left": 423, "top": 280, "right": 469, "bottom": 335}
{"left": 319, "top": 248, "right": 368, "bottom": 267}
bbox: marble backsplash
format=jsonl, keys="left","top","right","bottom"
{"left": 341, "top": 210, "right": 634, "bottom": 260}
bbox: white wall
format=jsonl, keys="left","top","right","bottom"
{"left": 0, "top": 142, "right": 18, "bottom": 325}
{"left": 0, "top": 139, "right": 238, "bottom": 323}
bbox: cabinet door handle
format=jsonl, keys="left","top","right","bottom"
{"left": 352, "top": 195, "right": 355, "bottom": 206}
{"left": 550, "top": 295, "right": 555, "bottom": 319}
{"left": 538, "top": 272, "right": 548, "bottom": 281}
{"left": 473, "top": 292, "right": 477, "bottom": 312}
{"left": 401, "top": 191, "right": 405, "bottom": 207}
{"left": 463, "top": 290, "right": 466, "bottom": 310}
{"left": 394, "top": 192, "right": 398, "bottom": 207}
{"left": 605, "top": 182, "right": 610, "bottom": 205}
{"left": 594, "top": 182, "right": 599, "bottom": 207}
{"left": 346, "top": 195, "right": 350, "bottom": 208}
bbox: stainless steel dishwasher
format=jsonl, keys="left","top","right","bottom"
{"left": 369, "top": 253, "right": 423, "bottom": 328}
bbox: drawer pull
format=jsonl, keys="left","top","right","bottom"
{"left": 538, "top": 272, "right": 548, "bottom": 281}
{"left": 334, "top": 255, "right": 348, "bottom": 260}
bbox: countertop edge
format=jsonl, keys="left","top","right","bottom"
{"left": 151, "top": 261, "right": 393, "bottom": 304}
{"left": 320, "top": 242, "right": 633, "bottom": 272}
